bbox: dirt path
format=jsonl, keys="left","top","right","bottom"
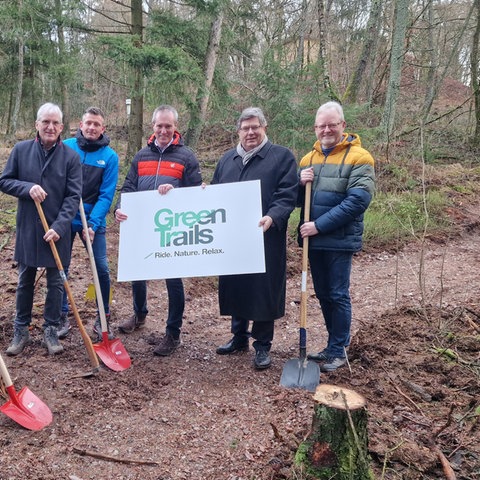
{"left": 0, "top": 218, "right": 479, "bottom": 479}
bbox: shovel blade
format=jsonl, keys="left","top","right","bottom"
{"left": 93, "top": 337, "right": 131, "bottom": 372}
{"left": 1, "top": 386, "right": 53, "bottom": 431}
{"left": 280, "top": 358, "right": 320, "bottom": 392}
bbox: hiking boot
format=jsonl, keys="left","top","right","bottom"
{"left": 153, "top": 334, "right": 180, "bottom": 356}
{"left": 307, "top": 350, "right": 329, "bottom": 363}
{"left": 93, "top": 314, "right": 114, "bottom": 342}
{"left": 320, "top": 356, "right": 347, "bottom": 372}
{"left": 254, "top": 350, "right": 271, "bottom": 370}
{"left": 6, "top": 326, "right": 32, "bottom": 356}
{"left": 57, "top": 312, "right": 71, "bottom": 339}
{"left": 42, "top": 326, "right": 64, "bottom": 355}
{"left": 118, "top": 313, "right": 146, "bottom": 334}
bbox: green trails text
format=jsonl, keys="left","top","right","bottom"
{"left": 154, "top": 208, "right": 227, "bottom": 247}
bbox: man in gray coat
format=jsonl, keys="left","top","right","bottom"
{"left": 0, "top": 103, "right": 82, "bottom": 355}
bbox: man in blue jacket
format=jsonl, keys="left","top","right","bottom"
{"left": 298, "top": 101, "right": 375, "bottom": 372}
{"left": 58, "top": 107, "right": 119, "bottom": 342}
{"left": 0, "top": 102, "right": 82, "bottom": 355}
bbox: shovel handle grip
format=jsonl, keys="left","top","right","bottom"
{"left": 34, "top": 201, "right": 100, "bottom": 371}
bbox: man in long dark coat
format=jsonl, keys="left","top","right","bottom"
{"left": 212, "top": 107, "right": 298, "bottom": 369}
{"left": 0, "top": 102, "right": 82, "bottom": 356}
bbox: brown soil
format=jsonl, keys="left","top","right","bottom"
{"left": 1, "top": 191, "right": 479, "bottom": 480}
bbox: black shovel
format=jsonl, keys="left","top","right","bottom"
{"left": 280, "top": 182, "right": 320, "bottom": 392}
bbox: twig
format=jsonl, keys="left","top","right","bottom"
{"left": 381, "top": 440, "right": 405, "bottom": 480}
{"left": 432, "top": 445, "right": 457, "bottom": 480}
{"left": 432, "top": 404, "right": 455, "bottom": 439}
{"left": 465, "top": 315, "right": 480, "bottom": 334}
{"left": 385, "top": 374, "right": 426, "bottom": 416}
{"left": 428, "top": 405, "right": 457, "bottom": 480}
{"left": 72, "top": 447, "right": 159, "bottom": 466}
{"left": 341, "top": 390, "right": 370, "bottom": 469}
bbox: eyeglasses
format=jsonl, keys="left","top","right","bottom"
{"left": 314, "top": 121, "right": 343, "bottom": 131}
{"left": 239, "top": 125, "right": 262, "bottom": 133}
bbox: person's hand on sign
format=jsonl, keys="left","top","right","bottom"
{"left": 259, "top": 215, "right": 273, "bottom": 232}
{"left": 115, "top": 209, "right": 128, "bottom": 223}
{"left": 158, "top": 183, "right": 173, "bottom": 195}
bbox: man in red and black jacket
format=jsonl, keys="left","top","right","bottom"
{"left": 115, "top": 105, "right": 202, "bottom": 356}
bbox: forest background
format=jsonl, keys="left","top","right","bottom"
{"left": 1, "top": 1, "right": 480, "bottom": 479}
{"left": 2, "top": 0, "right": 480, "bottom": 242}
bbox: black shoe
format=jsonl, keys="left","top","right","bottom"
{"left": 216, "top": 337, "right": 249, "bottom": 355}
{"left": 254, "top": 350, "right": 271, "bottom": 370}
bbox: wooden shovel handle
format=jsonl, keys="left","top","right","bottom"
{"left": 0, "top": 353, "right": 14, "bottom": 389}
{"left": 78, "top": 200, "right": 108, "bottom": 332}
{"left": 300, "top": 181, "right": 312, "bottom": 330}
{"left": 34, "top": 201, "right": 100, "bottom": 371}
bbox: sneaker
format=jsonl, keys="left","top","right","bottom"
{"left": 42, "top": 326, "right": 64, "bottom": 355}
{"left": 118, "top": 313, "right": 146, "bottom": 334}
{"left": 254, "top": 350, "right": 271, "bottom": 370}
{"left": 93, "top": 314, "right": 114, "bottom": 342}
{"left": 57, "top": 312, "right": 71, "bottom": 339}
{"left": 153, "top": 334, "right": 180, "bottom": 356}
{"left": 320, "top": 356, "right": 347, "bottom": 372}
{"left": 307, "top": 350, "right": 329, "bottom": 363}
{"left": 6, "top": 326, "right": 32, "bottom": 356}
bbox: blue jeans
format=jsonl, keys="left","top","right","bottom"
{"left": 15, "top": 263, "right": 63, "bottom": 329}
{"left": 308, "top": 250, "right": 353, "bottom": 358}
{"left": 62, "top": 227, "right": 110, "bottom": 315}
{"left": 132, "top": 278, "right": 184, "bottom": 339}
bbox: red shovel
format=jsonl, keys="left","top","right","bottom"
{"left": 79, "top": 200, "right": 131, "bottom": 372}
{"left": 0, "top": 354, "right": 52, "bottom": 430}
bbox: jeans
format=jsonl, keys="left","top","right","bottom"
{"left": 132, "top": 278, "right": 185, "bottom": 339}
{"left": 308, "top": 250, "right": 353, "bottom": 358}
{"left": 62, "top": 227, "right": 110, "bottom": 315}
{"left": 15, "top": 263, "right": 63, "bottom": 329}
{"left": 231, "top": 316, "right": 274, "bottom": 352}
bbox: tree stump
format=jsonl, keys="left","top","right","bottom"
{"left": 295, "top": 384, "right": 374, "bottom": 479}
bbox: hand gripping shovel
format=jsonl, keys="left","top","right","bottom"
{"left": 35, "top": 201, "right": 100, "bottom": 375}
{"left": 79, "top": 200, "right": 131, "bottom": 371}
{"left": 0, "top": 354, "right": 52, "bottom": 430}
{"left": 280, "top": 182, "right": 320, "bottom": 392}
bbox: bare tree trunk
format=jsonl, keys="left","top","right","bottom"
{"left": 294, "top": 0, "right": 309, "bottom": 74}
{"left": 381, "top": 0, "right": 410, "bottom": 139}
{"left": 185, "top": 8, "right": 224, "bottom": 149}
{"left": 316, "top": 0, "right": 336, "bottom": 99}
{"left": 6, "top": 0, "right": 24, "bottom": 140}
{"left": 422, "top": 1, "right": 474, "bottom": 125}
{"left": 472, "top": 0, "right": 480, "bottom": 145}
{"left": 126, "top": 0, "right": 144, "bottom": 164}
{"left": 55, "top": 0, "right": 70, "bottom": 136}
{"left": 343, "top": 0, "right": 382, "bottom": 104}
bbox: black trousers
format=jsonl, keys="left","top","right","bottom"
{"left": 231, "top": 315, "right": 274, "bottom": 352}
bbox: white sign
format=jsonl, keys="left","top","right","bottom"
{"left": 117, "top": 181, "right": 265, "bottom": 281}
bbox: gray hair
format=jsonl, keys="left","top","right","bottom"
{"left": 316, "top": 101, "right": 344, "bottom": 121}
{"left": 236, "top": 107, "right": 268, "bottom": 130}
{"left": 83, "top": 106, "right": 105, "bottom": 120}
{"left": 36, "top": 103, "right": 63, "bottom": 122}
{"left": 151, "top": 105, "right": 178, "bottom": 123}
